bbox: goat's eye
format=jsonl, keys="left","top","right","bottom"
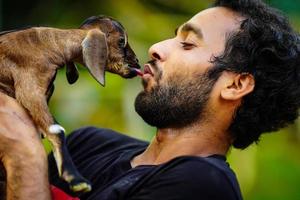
{"left": 119, "top": 37, "right": 126, "bottom": 47}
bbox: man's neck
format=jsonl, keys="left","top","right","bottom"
{"left": 130, "top": 122, "right": 231, "bottom": 168}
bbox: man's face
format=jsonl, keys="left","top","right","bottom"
{"left": 135, "top": 7, "right": 242, "bottom": 128}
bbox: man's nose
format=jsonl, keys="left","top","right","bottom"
{"left": 148, "top": 40, "right": 169, "bottom": 62}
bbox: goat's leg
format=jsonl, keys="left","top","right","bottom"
{"left": 46, "top": 126, "right": 92, "bottom": 193}
{"left": 14, "top": 78, "right": 91, "bottom": 193}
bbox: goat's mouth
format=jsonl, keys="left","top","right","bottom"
{"left": 133, "top": 68, "right": 144, "bottom": 76}
{"left": 113, "top": 63, "right": 141, "bottom": 78}
{"left": 127, "top": 63, "right": 142, "bottom": 78}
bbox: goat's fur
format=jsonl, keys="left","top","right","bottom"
{"left": 0, "top": 16, "right": 140, "bottom": 194}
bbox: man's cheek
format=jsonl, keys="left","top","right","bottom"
{"left": 143, "top": 77, "right": 158, "bottom": 92}
{"left": 182, "top": 50, "right": 213, "bottom": 67}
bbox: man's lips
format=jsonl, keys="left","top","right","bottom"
{"left": 143, "top": 64, "right": 154, "bottom": 76}
{"left": 133, "top": 64, "right": 154, "bottom": 77}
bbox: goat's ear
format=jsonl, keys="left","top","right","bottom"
{"left": 81, "top": 29, "right": 108, "bottom": 86}
{"left": 66, "top": 62, "right": 79, "bottom": 84}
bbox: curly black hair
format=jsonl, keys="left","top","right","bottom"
{"left": 211, "top": 0, "right": 300, "bottom": 149}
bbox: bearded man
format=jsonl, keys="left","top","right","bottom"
{"left": 0, "top": 0, "right": 299, "bottom": 199}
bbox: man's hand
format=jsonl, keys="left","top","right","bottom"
{"left": 0, "top": 92, "right": 51, "bottom": 200}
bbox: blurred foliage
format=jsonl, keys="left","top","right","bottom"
{"left": 0, "top": 0, "right": 300, "bottom": 199}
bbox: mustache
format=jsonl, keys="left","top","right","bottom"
{"left": 146, "top": 59, "right": 159, "bottom": 71}
{"left": 145, "top": 59, "right": 163, "bottom": 82}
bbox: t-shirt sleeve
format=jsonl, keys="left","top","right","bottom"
{"left": 48, "top": 126, "right": 106, "bottom": 192}
{"left": 48, "top": 126, "right": 148, "bottom": 195}
{"left": 129, "top": 159, "right": 238, "bottom": 200}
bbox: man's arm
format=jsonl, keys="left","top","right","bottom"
{"left": 0, "top": 92, "right": 51, "bottom": 200}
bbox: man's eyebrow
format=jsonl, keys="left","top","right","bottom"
{"left": 175, "top": 23, "right": 203, "bottom": 39}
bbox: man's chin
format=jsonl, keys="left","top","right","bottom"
{"left": 134, "top": 92, "right": 160, "bottom": 127}
{"left": 134, "top": 91, "right": 190, "bottom": 129}
{"left": 135, "top": 68, "right": 217, "bottom": 130}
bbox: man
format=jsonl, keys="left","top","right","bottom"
{"left": 0, "top": 0, "right": 299, "bottom": 199}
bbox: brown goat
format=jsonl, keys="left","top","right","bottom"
{"left": 0, "top": 15, "right": 140, "bottom": 193}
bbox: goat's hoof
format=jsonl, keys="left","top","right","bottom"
{"left": 70, "top": 180, "right": 92, "bottom": 193}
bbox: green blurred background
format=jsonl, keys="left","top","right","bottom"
{"left": 1, "top": 0, "right": 299, "bottom": 199}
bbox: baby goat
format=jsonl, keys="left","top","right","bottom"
{"left": 0, "top": 15, "right": 140, "bottom": 193}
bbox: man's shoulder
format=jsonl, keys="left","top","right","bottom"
{"left": 172, "top": 156, "right": 237, "bottom": 181}
{"left": 67, "top": 126, "right": 140, "bottom": 142}
{"left": 139, "top": 156, "right": 242, "bottom": 200}
{"left": 63, "top": 126, "right": 149, "bottom": 166}
{"left": 66, "top": 126, "right": 149, "bottom": 150}
{"left": 156, "top": 155, "right": 232, "bottom": 181}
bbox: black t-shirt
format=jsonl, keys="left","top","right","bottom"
{"left": 49, "top": 127, "right": 243, "bottom": 200}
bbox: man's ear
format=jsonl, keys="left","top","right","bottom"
{"left": 220, "top": 72, "right": 255, "bottom": 100}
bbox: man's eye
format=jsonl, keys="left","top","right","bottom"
{"left": 180, "top": 42, "right": 195, "bottom": 49}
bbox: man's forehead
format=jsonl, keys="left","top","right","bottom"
{"left": 185, "top": 7, "right": 243, "bottom": 37}
{"left": 190, "top": 7, "right": 241, "bottom": 22}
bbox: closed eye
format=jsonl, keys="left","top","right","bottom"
{"left": 180, "top": 42, "right": 195, "bottom": 50}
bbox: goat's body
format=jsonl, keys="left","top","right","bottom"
{"left": 0, "top": 28, "right": 85, "bottom": 96}
{"left": 0, "top": 27, "right": 88, "bottom": 139}
{"left": 0, "top": 28, "right": 85, "bottom": 98}
{"left": 0, "top": 28, "right": 84, "bottom": 94}
{"left": 0, "top": 27, "right": 92, "bottom": 193}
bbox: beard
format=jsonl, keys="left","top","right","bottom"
{"left": 134, "top": 66, "right": 219, "bottom": 129}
